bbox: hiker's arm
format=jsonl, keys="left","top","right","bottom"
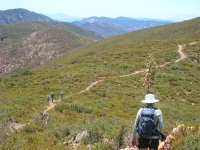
{"left": 132, "top": 108, "right": 142, "bottom": 139}
{"left": 158, "top": 110, "right": 164, "bottom": 133}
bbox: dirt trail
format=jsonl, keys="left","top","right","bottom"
{"left": 9, "top": 123, "right": 26, "bottom": 131}
{"left": 175, "top": 45, "right": 187, "bottom": 62}
{"left": 42, "top": 101, "right": 56, "bottom": 115}
{"left": 76, "top": 44, "right": 187, "bottom": 93}
{"left": 79, "top": 79, "right": 105, "bottom": 93}
{"left": 10, "top": 44, "right": 187, "bottom": 130}
{"left": 43, "top": 44, "right": 187, "bottom": 113}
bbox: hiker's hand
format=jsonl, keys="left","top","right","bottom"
{"left": 160, "top": 133, "right": 166, "bottom": 142}
{"left": 132, "top": 140, "right": 137, "bottom": 146}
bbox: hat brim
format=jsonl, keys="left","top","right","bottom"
{"left": 141, "top": 99, "right": 159, "bottom": 103}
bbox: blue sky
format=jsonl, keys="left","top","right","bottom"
{"left": 1, "top": 0, "right": 200, "bottom": 21}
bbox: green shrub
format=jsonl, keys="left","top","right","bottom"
{"left": 55, "top": 103, "right": 70, "bottom": 113}
{"left": 23, "top": 123, "right": 44, "bottom": 133}
{"left": 115, "top": 124, "right": 127, "bottom": 148}
{"left": 62, "top": 98, "right": 73, "bottom": 103}
{"left": 170, "top": 125, "right": 200, "bottom": 149}
{"left": 118, "top": 63, "right": 129, "bottom": 69}
{"left": 184, "top": 134, "right": 200, "bottom": 150}
{"left": 156, "top": 72, "right": 179, "bottom": 81}
{"left": 20, "top": 70, "right": 32, "bottom": 76}
{"left": 70, "top": 102, "right": 93, "bottom": 114}
{"left": 52, "top": 126, "right": 70, "bottom": 140}
{"left": 92, "top": 141, "right": 114, "bottom": 150}
{"left": 171, "top": 64, "right": 182, "bottom": 70}
{"left": 40, "top": 79, "right": 51, "bottom": 85}
{"left": 55, "top": 102, "right": 93, "bottom": 114}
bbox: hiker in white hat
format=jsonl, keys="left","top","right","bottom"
{"left": 132, "top": 93, "right": 165, "bottom": 150}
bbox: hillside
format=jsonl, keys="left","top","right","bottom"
{"left": 0, "top": 21, "right": 104, "bottom": 76}
{"left": 0, "top": 17, "right": 200, "bottom": 149}
{"left": 119, "top": 17, "right": 200, "bottom": 41}
{"left": 73, "top": 16, "right": 172, "bottom": 38}
{"left": 0, "top": 21, "right": 103, "bottom": 41}
{"left": 0, "top": 8, "right": 55, "bottom": 25}
{"left": 0, "top": 27, "right": 95, "bottom": 76}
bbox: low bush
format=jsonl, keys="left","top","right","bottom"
{"left": 118, "top": 63, "right": 129, "bottom": 69}
{"left": 70, "top": 102, "right": 93, "bottom": 114}
{"left": 52, "top": 126, "right": 70, "bottom": 140}
{"left": 23, "top": 123, "right": 44, "bottom": 133}
{"left": 55, "top": 102, "right": 70, "bottom": 113}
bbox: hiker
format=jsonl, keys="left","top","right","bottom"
{"left": 46, "top": 95, "right": 50, "bottom": 102}
{"left": 60, "top": 91, "right": 64, "bottom": 99}
{"left": 132, "top": 93, "right": 164, "bottom": 150}
{"left": 50, "top": 92, "right": 54, "bottom": 103}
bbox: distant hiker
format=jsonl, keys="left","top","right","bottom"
{"left": 132, "top": 93, "right": 164, "bottom": 150}
{"left": 50, "top": 92, "right": 55, "bottom": 103}
{"left": 60, "top": 91, "right": 64, "bottom": 99}
{"left": 47, "top": 95, "right": 50, "bottom": 102}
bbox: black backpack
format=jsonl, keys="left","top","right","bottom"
{"left": 51, "top": 92, "right": 54, "bottom": 97}
{"left": 136, "top": 107, "right": 158, "bottom": 138}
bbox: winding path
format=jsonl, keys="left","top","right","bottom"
{"left": 75, "top": 45, "right": 187, "bottom": 95}
{"left": 10, "top": 44, "right": 188, "bottom": 130}
{"left": 42, "top": 45, "right": 187, "bottom": 113}
{"left": 175, "top": 45, "right": 187, "bottom": 62}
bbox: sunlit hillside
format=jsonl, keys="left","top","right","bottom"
{"left": 0, "top": 17, "right": 199, "bottom": 149}
{"left": 0, "top": 21, "right": 105, "bottom": 76}
{"left": 0, "top": 21, "right": 103, "bottom": 41}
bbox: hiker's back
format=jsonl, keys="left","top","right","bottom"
{"left": 60, "top": 91, "right": 64, "bottom": 98}
{"left": 137, "top": 107, "right": 157, "bottom": 138}
{"left": 132, "top": 94, "right": 165, "bottom": 149}
{"left": 47, "top": 95, "right": 50, "bottom": 102}
{"left": 51, "top": 92, "right": 54, "bottom": 97}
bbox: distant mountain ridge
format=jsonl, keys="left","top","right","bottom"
{"left": 0, "top": 8, "right": 55, "bottom": 25}
{"left": 73, "top": 16, "right": 173, "bottom": 38}
{"left": 46, "top": 13, "right": 83, "bottom": 22}
{"left": 0, "top": 8, "right": 173, "bottom": 38}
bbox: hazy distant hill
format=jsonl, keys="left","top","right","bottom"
{"left": 0, "top": 8, "right": 55, "bottom": 25}
{"left": 73, "top": 16, "right": 173, "bottom": 38}
{"left": 46, "top": 13, "right": 83, "bottom": 22}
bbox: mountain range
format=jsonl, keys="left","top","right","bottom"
{"left": 72, "top": 16, "right": 173, "bottom": 38}
{"left": 0, "top": 8, "right": 200, "bottom": 150}
{"left": 45, "top": 13, "right": 83, "bottom": 22}
{"left": 0, "top": 8, "right": 173, "bottom": 38}
{"left": 0, "top": 15, "right": 200, "bottom": 150}
{"left": 0, "top": 8, "right": 55, "bottom": 25}
{"left": 0, "top": 8, "right": 175, "bottom": 76}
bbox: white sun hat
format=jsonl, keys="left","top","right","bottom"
{"left": 141, "top": 94, "right": 159, "bottom": 103}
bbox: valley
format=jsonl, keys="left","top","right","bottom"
{"left": 0, "top": 9, "right": 199, "bottom": 149}
{"left": 10, "top": 43, "right": 188, "bottom": 129}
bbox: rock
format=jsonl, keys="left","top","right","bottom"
{"left": 75, "top": 131, "right": 88, "bottom": 143}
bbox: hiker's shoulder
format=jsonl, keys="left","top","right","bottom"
{"left": 137, "top": 108, "right": 143, "bottom": 114}
{"left": 154, "top": 108, "right": 162, "bottom": 115}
